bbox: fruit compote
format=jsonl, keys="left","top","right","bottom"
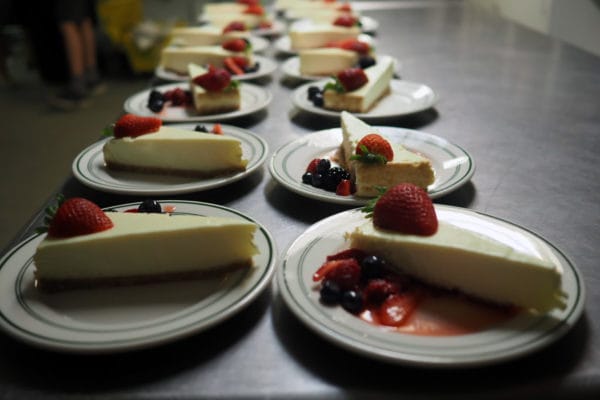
{"left": 314, "top": 248, "right": 518, "bottom": 336}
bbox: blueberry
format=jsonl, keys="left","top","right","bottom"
{"left": 307, "top": 86, "right": 321, "bottom": 101}
{"left": 312, "top": 92, "right": 324, "bottom": 107}
{"left": 358, "top": 56, "right": 376, "bottom": 69}
{"left": 320, "top": 280, "right": 342, "bottom": 305}
{"left": 311, "top": 173, "right": 323, "bottom": 188}
{"left": 361, "top": 255, "right": 386, "bottom": 280}
{"left": 138, "top": 199, "right": 162, "bottom": 213}
{"left": 194, "top": 124, "right": 209, "bottom": 132}
{"left": 316, "top": 159, "right": 331, "bottom": 175}
{"left": 148, "top": 98, "right": 164, "bottom": 113}
{"left": 340, "top": 290, "right": 363, "bottom": 314}
{"left": 302, "top": 172, "right": 313, "bottom": 184}
{"left": 149, "top": 89, "right": 164, "bottom": 102}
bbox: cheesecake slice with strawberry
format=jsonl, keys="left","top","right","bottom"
{"left": 103, "top": 114, "right": 247, "bottom": 178}
{"left": 33, "top": 197, "right": 258, "bottom": 291}
{"left": 347, "top": 184, "right": 567, "bottom": 313}
{"left": 188, "top": 63, "right": 241, "bottom": 114}
{"left": 340, "top": 111, "right": 434, "bottom": 197}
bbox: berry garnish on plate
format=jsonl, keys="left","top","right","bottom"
{"left": 351, "top": 133, "right": 394, "bottom": 164}
{"left": 192, "top": 65, "right": 237, "bottom": 92}
{"left": 301, "top": 158, "right": 352, "bottom": 195}
{"left": 333, "top": 15, "right": 360, "bottom": 28}
{"left": 222, "top": 38, "right": 250, "bottom": 53}
{"left": 327, "top": 38, "right": 371, "bottom": 55}
{"left": 137, "top": 199, "right": 162, "bottom": 213}
{"left": 370, "top": 183, "right": 438, "bottom": 236}
{"left": 222, "top": 21, "right": 246, "bottom": 33}
{"left": 106, "top": 114, "right": 162, "bottom": 139}
{"left": 41, "top": 197, "right": 114, "bottom": 238}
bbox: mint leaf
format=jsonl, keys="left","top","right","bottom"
{"left": 350, "top": 145, "right": 388, "bottom": 164}
{"left": 324, "top": 77, "right": 345, "bottom": 93}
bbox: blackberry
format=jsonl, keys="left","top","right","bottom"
{"left": 358, "top": 56, "right": 376, "bottom": 69}
{"left": 323, "top": 167, "right": 349, "bottom": 191}
{"left": 316, "top": 159, "right": 331, "bottom": 175}
{"left": 195, "top": 124, "right": 209, "bottom": 132}
{"left": 138, "top": 199, "right": 162, "bottom": 213}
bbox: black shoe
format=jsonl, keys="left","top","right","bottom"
{"left": 87, "top": 79, "right": 107, "bottom": 96}
{"left": 48, "top": 89, "right": 90, "bottom": 110}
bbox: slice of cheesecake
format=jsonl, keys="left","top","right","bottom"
{"left": 299, "top": 48, "right": 359, "bottom": 76}
{"left": 170, "top": 26, "right": 249, "bottom": 47}
{"left": 103, "top": 125, "right": 247, "bottom": 178}
{"left": 340, "top": 111, "right": 434, "bottom": 197}
{"left": 348, "top": 211, "right": 567, "bottom": 313}
{"left": 289, "top": 24, "right": 360, "bottom": 50}
{"left": 160, "top": 45, "right": 252, "bottom": 75}
{"left": 188, "top": 63, "right": 241, "bottom": 115}
{"left": 34, "top": 211, "right": 257, "bottom": 291}
{"left": 323, "top": 55, "right": 394, "bottom": 113}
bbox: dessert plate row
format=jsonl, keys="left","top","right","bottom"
{"left": 280, "top": 54, "right": 401, "bottom": 82}
{"left": 0, "top": 200, "right": 277, "bottom": 354}
{"left": 155, "top": 55, "right": 278, "bottom": 82}
{"left": 73, "top": 124, "right": 268, "bottom": 195}
{"left": 278, "top": 206, "right": 584, "bottom": 367}
{"left": 124, "top": 82, "right": 272, "bottom": 122}
{"left": 269, "top": 127, "right": 474, "bottom": 205}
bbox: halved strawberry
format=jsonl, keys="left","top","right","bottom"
{"left": 335, "top": 179, "right": 352, "bottom": 196}
{"left": 353, "top": 133, "right": 394, "bottom": 163}
{"left": 244, "top": 4, "right": 264, "bottom": 15}
{"left": 373, "top": 183, "right": 438, "bottom": 235}
{"left": 312, "top": 259, "right": 360, "bottom": 287}
{"left": 305, "top": 158, "right": 320, "bottom": 174}
{"left": 223, "top": 21, "right": 246, "bottom": 33}
{"left": 192, "top": 65, "right": 232, "bottom": 92}
{"left": 47, "top": 198, "right": 114, "bottom": 238}
{"left": 333, "top": 15, "right": 358, "bottom": 27}
{"left": 113, "top": 114, "right": 162, "bottom": 138}
{"left": 222, "top": 38, "right": 248, "bottom": 52}
{"left": 224, "top": 57, "right": 245, "bottom": 75}
{"left": 336, "top": 67, "right": 368, "bottom": 91}
{"left": 377, "top": 293, "right": 420, "bottom": 327}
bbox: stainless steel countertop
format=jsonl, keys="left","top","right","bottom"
{"left": 1, "top": 2, "right": 599, "bottom": 399}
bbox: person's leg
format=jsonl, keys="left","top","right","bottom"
{"left": 58, "top": 20, "right": 86, "bottom": 96}
{"left": 80, "top": 16, "right": 105, "bottom": 94}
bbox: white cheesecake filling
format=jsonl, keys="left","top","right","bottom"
{"left": 34, "top": 212, "right": 257, "bottom": 280}
{"left": 289, "top": 24, "right": 360, "bottom": 49}
{"left": 299, "top": 48, "right": 359, "bottom": 76}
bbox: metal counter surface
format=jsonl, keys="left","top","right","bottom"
{"left": 1, "top": 2, "right": 599, "bottom": 399}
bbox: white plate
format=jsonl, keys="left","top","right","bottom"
{"left": 292, "top": 79, "right": 438, "bottom": 119}
{"left": 0, "top": 201, "right": 277, "bottom": 354}
{"left": 281, "top": 55, "right": 401, "bottom": 82}
{"left": 124, "top": 82, "right": 272, "bottom": 122}
{"left": 278, "top": 206, "right": 585, "bottom": 367}
{"left": 289, "top": 16, "right": 379, "bottom": 34}
{"left": 269, "top": 128, "right": 473, "bottom": 205}
{"left": 155, "top": 54, "right": 277, "bottom": 82}
{"left": 274, "top": 33, "right": 375, "bottom": 56}
{"left": 73, "top": 123, "right": 269, "bottom": 195}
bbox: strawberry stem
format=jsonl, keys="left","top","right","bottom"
{"left": 36, "top": 194, "right": 65, "bottom": 233}
{"left": 350, "top": 144, "right": 388, "bottom": 164}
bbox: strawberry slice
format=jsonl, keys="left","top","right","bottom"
{"left": 224, "top": 57, "right": 245, "bottom": 75}
{"left": 192, "top": 65, "right": 232, "bottom": 92}
{"left": 336, "top": 67, "right": 368, "bottom": 92}
{"left": 113, "top": 114, "right": 162, "bottom": 138}
{"left": 222, "top": 38, "right": 248, "bottom": 52}
{"left": 353, "top": 133, "right": 394, "bottom": 163}
{"left": 373, "top": 183, "right": 438, "bottom": 235}
{"left": 377, "top": 293, "right": 420, "bottom": 327}
{"left": 48, "top": 198, "right": 114, "bottom": 238}
{"left": 312, "top": 259, "right": 360, "bottom": 287}
{"left": 211, "top": 123, "right": 223, "bottom": 134}
{"left": 305, "top": 158, "right": 320, "bottom": 174}
{"left": 223, "top": 21, "right": 246, "bottom": 33}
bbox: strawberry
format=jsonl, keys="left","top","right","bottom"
{"left": 337, "top": 3, "right": 352, "bottom": 12}
{"left": 224, "top": 57, "right": 245, "bottom": 75}
{"left": 113, "top": 114, "right": 162, "bottom": 138}
{"left": 335, "top": 179, "right": 352, "bottom": 196}
{"left": 352, "top": 133, "right": 394, "bottom": 163}
{"left": 244, "top": 4, "right": 264, "bottom": 15}
{"left": 336, "top": 67, "right": 368, "bottom": 91}
{"left": 212, "top": 123, "right": 223, "bottom": 134}
{"left": 192, "top": 65, "right": 232, "bottom": 92}
{"left": 363, "top": 279, "right": 401, "bottom": 305}
{"left": 338, "top": 39, "right": 370, "bottom": 55}
{"left": 373, "top": 183, "right": 438, "bottom": 235}
{"left": 47, "top": 198, "right": 114, "bottom": 238}
{"left": 312, "top": 259, "right": 360, "bottom": 288}
{"left": 305, "top": 158, "right": 320, "bottom": 174}
{"left": 377, "top": 293, "right": 420, "bottom": 327}
{"left": 333, "top": 15, "right": 358, "bottom": 27}
{"left": 325, "top": 248, "right": 366, "bottom": 262}
{"left": 222, "top": 38, "right": 249, "bottom": 52}
{"left": 223, "top": 21, "right": 246, "bottom": 33}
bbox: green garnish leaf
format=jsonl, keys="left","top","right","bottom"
{"left": 350, "top": 144, "right": 388, "bottom": 164}
{"left": 324, "top": 77, "right": 345, "bottom": 93}
{"left": 360, "top": 186, "right": 387, "bottom": 218}
{"left": 102, "top": 124, "right": 115, "bottom": 137}
{"left": 36, "top": 194, "right": 65, "bottom": 234}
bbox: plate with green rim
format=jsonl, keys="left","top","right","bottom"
{"left": 0, "top": 200, "right": 277, "bottom": 354}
